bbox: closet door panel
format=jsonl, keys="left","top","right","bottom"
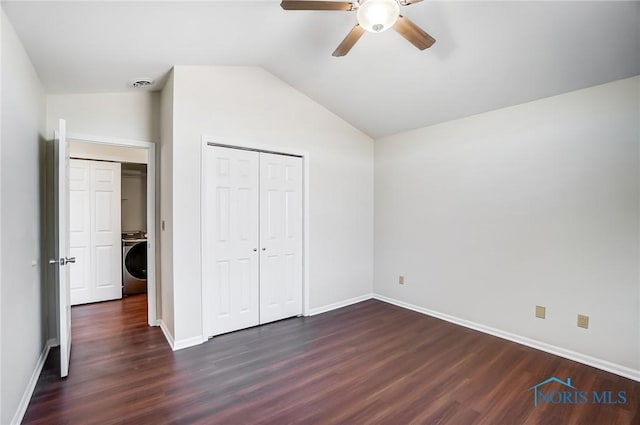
{"left": 69, "top": 160, "right": 92, "bottom": 305}
{"left": 259, "top": 153, "right": 303, "bottom": 324}
{"left": 204, "top": 146, "right": 260, "bottom": 337}
{"left": 91, "top": 161, "right": 122, "bottom": 302}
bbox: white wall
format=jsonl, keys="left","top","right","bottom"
{"left": 375, "top": 76, "right": 640, "bottom": 371}
{"left": 159, "top": 70, "right": 174, "bottom": 337}
{"left": 167, "top": 66, "right": 374, "bottom": 343}
{"left": 0, "top": 36, "right": 2, "bottom": 425}
{"left": 1, "top": 9, "right": 47, "bottom": 424}
{"left": 47, "top": 92, "right": 160, "bottom": 141}
{"left": 121, "top": 169, "right": 147, "bottom": 232}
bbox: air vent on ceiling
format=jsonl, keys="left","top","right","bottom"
{"left": 128, "top": 78, "right": 154, "bottom": 88}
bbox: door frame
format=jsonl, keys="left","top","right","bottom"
{"left": 200, "top": 136, "right": 311, "bottom": 338}
{"left": 66, "top": 132, "right": 157, "bottom": 326}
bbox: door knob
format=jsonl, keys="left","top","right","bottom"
{"left": 50, "top": 257, "right": 76, "bottom": 266}
{"left": 253, "top": 248, "right": 257, "bottom": 252}
{"left": 261, "top": 248, "right": 266, "bottom": 251}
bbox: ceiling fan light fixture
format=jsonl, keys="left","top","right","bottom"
{"left": 357, "top": 0, "right": 400, "bottom": 33}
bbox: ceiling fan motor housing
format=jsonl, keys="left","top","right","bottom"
{"left": 357, "top": 0, "right": 401, "bottom": 33}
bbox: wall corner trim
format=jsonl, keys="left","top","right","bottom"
{"left": 158, "top": 319, "right": 176, "bottom": 350}
{"left": 373, "top": 293, "right": 640, "bottom": 382}
{"left": 308, "top": 293, "right": 374, "bottom": 316}
{"left": 159, "top": 320, "right": 206, "bottom": 351}
{"left": 11, "top": 338, "right": 56, "bottom": 425}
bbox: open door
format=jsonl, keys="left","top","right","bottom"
{"left": 51, "top": 119, "right": 74, "bottom": 377}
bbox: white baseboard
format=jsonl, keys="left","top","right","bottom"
{"left": 158, "top": 319, "right": 175, "bottom": 350}
{"left": 158, "top": 319, "right": 205, "bottom": 351}
{"left": 373, "top": 293, "right": 640, "bottom": 382}
{"left": 11, "top": 338, "right": 55, "bottom": 425}
{"left": 308, "top": 293, "right": 373, "bottom": 316}
{"left": 173, "top": 335, "right": 207, "bottom": 351}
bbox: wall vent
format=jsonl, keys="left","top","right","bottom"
{"left": 128, "top": 78, "right": 154, "bottom": 88}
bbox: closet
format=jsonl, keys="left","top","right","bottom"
{"left": 69, "top": 159, "right": 122, "bottom": 305}
{"left": 202, "top": 145, "right": 303, "bottom": 338}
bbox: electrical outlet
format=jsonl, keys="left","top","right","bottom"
{"left": 535, "top": 305, "right": 546, "bottom": 319}
{"left": 399, "top": 275, "right": 405, "bottom": 285}
{"left": 577, "top": 314, "right": 589, "bottom": 329}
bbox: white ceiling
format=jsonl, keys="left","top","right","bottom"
{"left": 3, "top": 0, "right": 639, "bottom": 138}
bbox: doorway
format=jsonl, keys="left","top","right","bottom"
{"left": 65, "top": 134, "right": 157, "bottom": 326}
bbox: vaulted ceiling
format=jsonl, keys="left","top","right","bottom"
{"left": 3, "top": 0, "right": 639, "bottom": 138}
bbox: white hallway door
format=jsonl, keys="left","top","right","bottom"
{"left": 69, "top": 159, "right": 122, "bottom": 305}
{"left": 203, "top": 146, "right": 303, "bottom": 338}
{"left": 53, "top": 119, "right": 72, "bottom": 377}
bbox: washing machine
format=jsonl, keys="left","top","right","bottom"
{"left": 122, "top": 231, "right": 147, "bottom": 295}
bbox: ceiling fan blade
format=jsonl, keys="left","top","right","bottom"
{"left": 332, "top": 24, "right": 365, "bottom": 57}
{"left": 400, "top": 0, "right": 424, "bottom": 5}
{"left": 280, "top": 1, "right": 355, "bottom": 11}
{"left": 393, "top": 15, "right": 436, "bottom": 50}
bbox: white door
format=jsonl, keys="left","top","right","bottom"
{"left": 203, "top": 146, "right": 260, "bottom": 337}
{"left": 91, "top": 161, "right": 122, "bottom": 302}
{"left": 53, "top": 119, "right": 73, "bottom": 378}
{"left": 69, "top": 160, "right": 92, "bottom": 305}
{"left": 259, "top": 153, "right": 303, "bottom": 324}
{"left": 69, "top": 160, "right": 122, "bottom": 305}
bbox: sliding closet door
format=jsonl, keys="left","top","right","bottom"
{"left": 203, "top": 146, "right": 260, "bottom": 337}
{"left": 91, "top": 161, "right": 122, "bottom": 302}
{"left": 69, "top": 160, "right": 92, "bottom": 305}
{"left": 259, "top": 153, "right": 303, "bottom": 324}
{"left": 69, "top": 159, "right": 122, "bottom": 305}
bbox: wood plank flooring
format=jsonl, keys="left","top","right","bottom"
{"left": 23, "top": 295, "right": 639, "bottom": 425}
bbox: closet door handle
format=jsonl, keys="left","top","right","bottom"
{"left": 50, "top": 257, "right": 76, "bottom": 266}
{"left": 253, "top": 248, "right": 257, "bottom": 252}
{"left": 261, "top": 248, "right": 266, "bottom": 251}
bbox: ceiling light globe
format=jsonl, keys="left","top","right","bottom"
{"left": 357, "top": 0, "right": 400, "bottom": 33}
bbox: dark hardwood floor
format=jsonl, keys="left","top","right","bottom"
{"left": 23, "top": 295, "right": 639, "bottom": 425}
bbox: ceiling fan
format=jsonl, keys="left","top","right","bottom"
{"left": 280, "top": 0, "right": 436, "bottom": 57}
